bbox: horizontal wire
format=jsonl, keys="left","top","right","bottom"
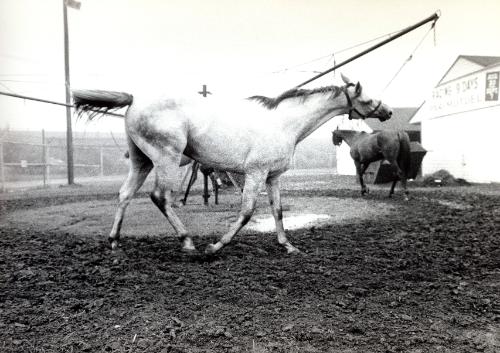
{"left": 272, "top": 28, "right": 403, "bottom": 74}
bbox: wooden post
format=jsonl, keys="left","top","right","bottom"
{"left": 46, "top": 144, "right": 50, "bottom": 186}
{"left": 99, "top": 147, "right": 104, "bottom": 177}
{"left": 42, "top": 130, "right": 47, "bottom": 187}
{"left": 0, "top": 141, "right": 4, "bottom": 193}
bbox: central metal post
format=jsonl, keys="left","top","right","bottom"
{"left": 63, "top": 0, "right": 74, "bottom": 185}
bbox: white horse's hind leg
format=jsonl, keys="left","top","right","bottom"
{"left": 150, "top": 160, "right": 195, "bottom": 252}
{"left": 205, "top": 171, "right": 267, "bottom": 254}
{"left": 266, "top": 175, "right": 300, "bottom": 254}
{"left": 109, "top": 141, "right": 153, "bottom": 249}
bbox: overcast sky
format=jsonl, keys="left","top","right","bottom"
{"left": 1, "top": 0, "right": 499, "bottom": 134}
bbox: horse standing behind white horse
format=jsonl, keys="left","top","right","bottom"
{"left": 73, "top": 74, "right": 392, "bottom": 255}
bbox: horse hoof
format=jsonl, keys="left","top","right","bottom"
{"left": 182, "top": 244, "right": 197, "bottom": 254}
{"left": 286, "top": 245, "right": 302, "bottom": 255}
{"left": 204, "top": 243, "right": 218, "bottom": 255}
{"left": 182, "top": 238, "right": 197, "bottom": 253}
{"left": 182, "top": 246, "right": 197, "bottom": 254}
{"left": 110, "top": 240, "right": 119, "bottom": 250}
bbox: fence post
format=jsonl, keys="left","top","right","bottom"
{"left": 42, "top": 130, "right": 47, "bottom": 187}
{"left": 99, "top": 147, "right": 104, "bottom": 177}
{"left": 0, "top": 141, "right": 4, "bottom": 193}
{"left": 46, "top": 144, "right": 50, "bottom": 186}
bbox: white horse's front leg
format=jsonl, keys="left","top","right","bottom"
{"left": 205, "top": 171, "right": 267, "bottom": 254}
{"left": 266, "top": 175, "right": 300, "bottom": 254}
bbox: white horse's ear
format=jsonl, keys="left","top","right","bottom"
{"left": 341, "top": 73, "right": 352, "bottom": 84}
{"left": 355, "top": 82, "right": 362, "bottom": 94}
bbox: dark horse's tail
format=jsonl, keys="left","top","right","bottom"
{"left": 72, "top": 90, "right": 133, "bottom": 120}
{"left": 397, "top": 131, "right": 411, "bottom": 178}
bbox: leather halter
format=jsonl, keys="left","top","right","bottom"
{"left": 343, "top": 83, "right": 382, "bottom": 120}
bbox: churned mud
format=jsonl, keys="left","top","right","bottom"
{"left": 1, "top": 175, "right": 499, "bottom": 352}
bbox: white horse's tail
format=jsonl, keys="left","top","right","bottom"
{"left": 72, "top": 89, "right": 133, "bottom": 120}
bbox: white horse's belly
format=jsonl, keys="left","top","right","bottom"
{"left": 186, "top": 127, "right": 295, "bottom": 173}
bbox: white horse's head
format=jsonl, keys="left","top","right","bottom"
{"left": 341, "top": 74, "right": 392, "bottom": 122}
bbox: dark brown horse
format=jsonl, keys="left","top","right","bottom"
{"left": 181, "top": 160, "right": 223, "bottom": 206}
{"left": 332, "top": 130, "right": 411, "bottom": 200}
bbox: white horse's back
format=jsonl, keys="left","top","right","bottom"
{"left": 126, "top": 94, "right": 293, "bottom": 173}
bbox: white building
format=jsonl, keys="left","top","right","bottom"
{"left": 411, "top": 55, "right": 500, "bottom": 183}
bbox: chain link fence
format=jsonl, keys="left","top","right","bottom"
{"left": 0, "top": 130, "right": 129, "bottom": 192}
{"left": 1, "top": 130, "right": 337, "bottom": 193}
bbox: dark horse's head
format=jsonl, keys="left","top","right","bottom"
{"left": 332, "top": 130, "right": 344, "bottom": 146}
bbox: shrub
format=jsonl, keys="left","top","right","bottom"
{"left": 420, "top": 169, "right": 470, "bottom": 187}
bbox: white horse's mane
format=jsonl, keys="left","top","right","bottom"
{"left": 248, "top": 85, "right": 343, "bottom": 109}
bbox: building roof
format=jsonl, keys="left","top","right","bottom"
{"left": 438, "top": 55, "right": 500, "bottom": 84}
{"left": 460, "top": 55, "right": 500, "bottom": 67}
{"left": 365, "top": 107, "right": 420, "bottom": 131}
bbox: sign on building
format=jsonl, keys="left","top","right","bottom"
{"left": 485, "top": 71, "right": 499, "bottom": 101}
{"left": 429, "top": 68, "right": 500, "bottom": 117}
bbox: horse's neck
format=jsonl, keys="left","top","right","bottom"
{"left": 340, "top": 131, "right": 364, "bottom": 146}
{"left": 279, "top": 94, "right": 347, "bottom": 144}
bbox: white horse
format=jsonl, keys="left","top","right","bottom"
{"left": 73, "top": 74, "right": 392, "bottom": 254}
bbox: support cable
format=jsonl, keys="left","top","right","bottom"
{"left": 295, "top": 11, "right": 440, "bottom": 88}
{"left": 382, "top": 22, "right": 436, "bottom": 92}
{"left": 272, "top": 28, "right": 403, "bottom": 74}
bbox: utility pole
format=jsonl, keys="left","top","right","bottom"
{"left": 63, "top": 0, "right": 81, "bottom": 185}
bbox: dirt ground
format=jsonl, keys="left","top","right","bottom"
{"left": 1, "top": 172, "right": 499, "bottom": 353}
